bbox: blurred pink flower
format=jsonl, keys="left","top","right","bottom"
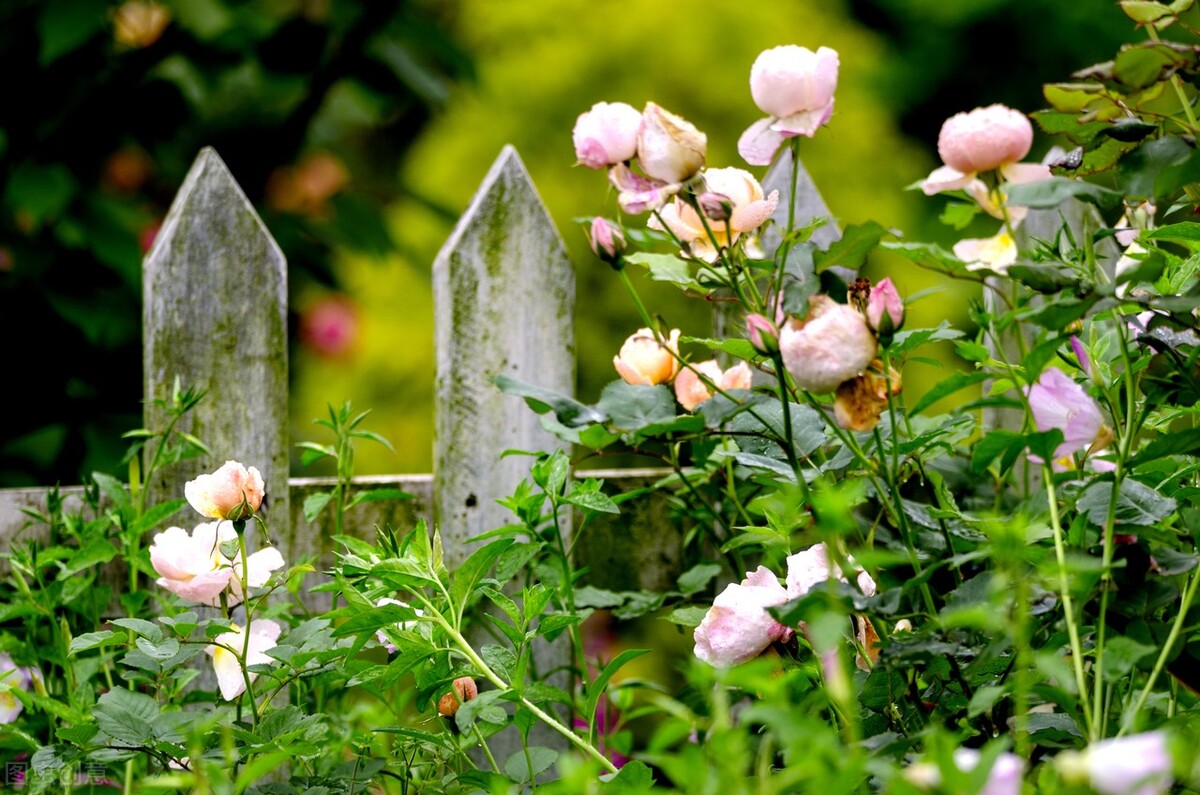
{"left": 0, "top": 653, "right": 39, "bottom": 724}
{"left": 1027, "top": 368, "right": 1105, "bottom": 467}
{"left": 739, "top": 45, "right": 839, "bottom": 165}
{"left": 300, "top": 295, "right": 360, "bottom": 359}
{"left": 785, "top": 542, "right": 876, "bottom": 600}
{"left": 1081, "top": 731, "right": 1172, "bottom": 795}
{"left": 693, "top": 566, "right": 793, "bottom": 667}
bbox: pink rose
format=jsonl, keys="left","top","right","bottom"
{"left": 745, "top": 313, "right": 779, "bottom": 354}
{"left": 785, "top": 542, "right": 876, "bottom": 600}
{"left": 1026, "top": 367, "right": 1104, "bottom": 465}
{"left": 613, "top": 327, "right": 681, "bottom": 386}
{"left": 779, "top": 295, "right": 877, "bottom": 393}
{"left": 587, "top": 216, "right": 626, "bottom": 264}
{"left": 636, "top": 102, "right": 707, "bottom": 184}
{"left": 648, "top": 167, "right": 779, "bottom": 261}
{"left": 674, "top": 360, "right": 753, "bottom": 412}
{"left": 573, "top": 101, "right": 642, "bottom": 169}
{"left": 921, "top": 104, "right": 1050, "bottom": 203}
{"left": 739, "top": 45, "right": 839, "bottom": 166}
{"left": 693, "top": 567, "right": 793, "bottom": 667}
{"left": 150, "top": 521, "right": 284, "bottom": 606}
{"left": 865, "top": 278, "right": 904, "bottom": 333}
{"left": 185, "top": 460, "right": 265, "bottom": 522}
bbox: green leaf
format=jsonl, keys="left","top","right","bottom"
{"left": 1077, "top": 479, "right": 1177, "bottom": 526}
{"left": 676, "top": 563, "right": 721, "bottom": 596}
{"left": 1006, "top": 264, "right": 1081, "bottom": 294}
{"left": 62, "top": 538, "right": 118, "bottom": 576}
{"left": 303, "top": 491, "right": 334, "bottom": 522}
{"left": 564, "top": 488, "right": 620, "bottom": 515}
{"left": 625, "top": 252, "right": 710, "bottom": 294}
{"left": 813, "top": 221, "right": 893, "bottom": 273}
{"left": 451, "top": 538, "right": 516, "bottom": 609}
{"left": 595, "top": 381, "right": 676, "bottom": 431}
{"left": 681, "top": 335, "right": 758, "bottom": 361}
{"left": 1131, "top": 427, "right": 1200, "bottom": 466}
{"left": 91, "top": 471, "right": 132, "bottom": 513}
{"left": 493, "top": 373, "right": 607, "bottom": 427}
{"left": 68, "top": 631, "right": 119, "bottom": 656}
{"left": 908, "top": 371, "right": 989, "bottom": 417}
{"left": 93, "top": 687, "right": 160, "bottom": 745}
{"left": 37, "top": 0, "right": 107, "bottom": 65}
{"left": 1113, "top": 42, "right": 1190, "bottom": 90}
{"left": 1005, "top": 177, "right": 1123, "bottom": 212}
{"left": 504, "top": 746, "right": 558, "bottom": 785}
{"left": 600, "top": 759, "right": 657, "bottom": 792}
{"left": 971, "top": 430, "right": 1025, "bottom": 474}
{"left": 1101, "top": 635, "right": 1157, "bottom": 681}
{"left": 110, "top": 618, "right": 162, "bottom": 640}
{"left": 662, "top": 606, "right": 708, "bottom": 628}
{"left": 585, "top": 649, "right": 650, "bottom": 730}
{"left": 729, "top": 399, "right": 826, "bottom": 459}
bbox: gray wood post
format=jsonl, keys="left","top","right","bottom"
{"left": 142, "top": 147, "right": 290, "bottom": 557}
{"left": 433, "top": 145, "right": 575, "bottom": 564}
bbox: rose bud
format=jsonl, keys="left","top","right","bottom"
{"left": 745, "top": 313, "right": 779, "bottom": 355}
{"left": 636, "top": 102, "right": 707, "bottom": 184}
{"left": 587, "top": 216, "right": 626, "bottom": 267}
{"left": 779, "top": 295, "right": 877, "bottom": 394}
{"left": 865, "top": 277, "right": 904, "bottom": 339}
{"left": 437, "top": 677, "right": 479, "bottom": 718}
{"left": 185, "top": 460, "right": 266, "bottom": 522}
{"left": 572, "top": 101, "right": 642, "bottom": 169}
{"left": 613, "top": 327, "right": 682, "bottom": 386}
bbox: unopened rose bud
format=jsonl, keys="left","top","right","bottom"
{"left": 438, "top": 677, "right": 479, "bottom": 718}
{"left": 697, "top": 192, "right": 733, "bottom": 223}
{"left": 865, "top": 277, "right": 904, "bottom": 341}
{"left": 587, "top": 216, "right": 626, "bottom": 267}
{"left": 637, "top": 102, "right": 706, "bottom": 184}
{"left": 745, "top": 313, "right": 779, "bottom": 355}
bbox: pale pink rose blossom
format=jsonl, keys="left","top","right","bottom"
{"left": 572, "top": 101, "right": 642, "bottom": 169}
{"left": 921, "top": 105, "right": 1050, "bottom": 208}
{"left": 648, "top": 167, "right": 779, "bottom": 261}
{"left": 635, "top": 102, "right": 706, "bottom": 185}
{"left": 205, "top": 619, "right": 282, "bottom": 701}
{"left": 779, "top": 295, "right": 877, "bottom": 394}
{"left": 1080, "top": 731, "right": 1172, "bottom": 795}
{"left": 865, "top": 278, "right": 904, "bottom": 333}
{"left": 693, "top": 566, "right": 793, "bottom": 667}
{"left": 613, "top": 328, "right": 681, "bottom": 386}
{"left": 185, "top": 460, "right": 265, "bottom": 522}
{"left": 1027, "top": 367, "right": 1104, "bottom": 465}
{"left": 674, "top": 360, "right": 752, "bottom": 412}
{"left": 906, "top": 749, "right": 1023, "bottom": 795}
{"left": 739, "top": 45, "right": 839, "bottom": 166}
{"left": 150, "top": 521, "right": 284, "bottom": 606}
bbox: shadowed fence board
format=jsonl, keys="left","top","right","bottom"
{"left": 142, "top": 147, "right": 290, "bottom": 562}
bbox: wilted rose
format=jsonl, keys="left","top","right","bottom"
{"left": 636, "top": 102, "right": 706, "bottom": 184}
{"left": 779, "top": 295, "right": 877, "bottom": 394}
{"left": 833, "top": 364, "right": 901, "bottom": 432}
{"left": 573, "top": 101, "right": 642, "bottom": 170}
{"left": 693, "top": 567, "right": 793, "bottom": 668}
{"left": 739, "top": 45, "right": 839, "bottom": 165}
{"left": 185, "top": 460, "right": 265, "bottom": 522}
{"left": 649, "top": 167, "right": 779, "bottom": 261}
{"left": 206, "top": 619, "right": 282, "bottom": 701}
{"left": 614, "top": 328, "right": 681, "bottom": 386}
{"left": 674, "top": 360, "right": 752, "bottom": 412}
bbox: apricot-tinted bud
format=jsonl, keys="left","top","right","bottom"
{"left": 437, "top": 677, "right": 479, "bottom": 718}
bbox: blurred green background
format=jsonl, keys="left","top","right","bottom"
{"left": 0, "top": 0, "right": 1143, "bottom": 487}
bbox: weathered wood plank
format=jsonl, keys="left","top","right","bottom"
{"left": 432, "top": 145, "right": 575, "bottom": 566}
{"left": 142, "top": 147, "right": 290, "bottom": 559}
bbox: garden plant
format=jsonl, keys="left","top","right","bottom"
{"left": 6, "top": 1, "right": 1200, "bottom": 793}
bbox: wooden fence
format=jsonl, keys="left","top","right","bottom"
{"left": 0, "top": 143, "right": 837, "bottom": 594}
